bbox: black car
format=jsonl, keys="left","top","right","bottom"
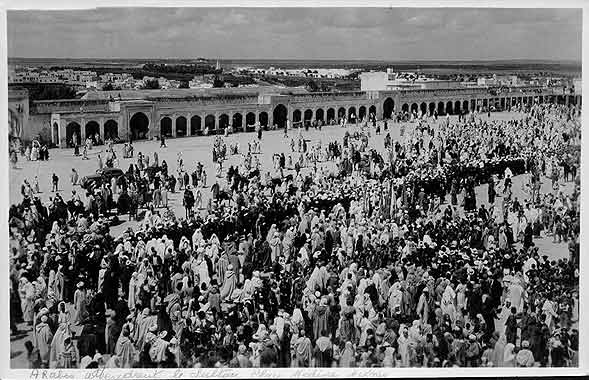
{"left": 80, "top": 168, "right": 124, "bottom": 191}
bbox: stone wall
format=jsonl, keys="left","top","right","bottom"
{"left": 11, "top": 86, "right": 581, "bottom": 147}
{"left": 26, "top": 113, "right": 52, "bottom": 144}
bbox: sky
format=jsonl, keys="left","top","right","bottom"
{"left": 6, "top": 8, "right": 583, "bottom": 61}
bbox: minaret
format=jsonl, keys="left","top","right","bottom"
{"left": 214, "top": 59, "right": 224, "bottom": 85}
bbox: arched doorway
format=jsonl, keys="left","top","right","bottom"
{"left": 129, "top": 112, "right": 149, "bottom": 140}
{"left": 293, "top": 110, "right": 302, "bottom": 127}
{"left": 104, "top": 120, "right": 118, "bottom": 140}
{"left": 401, "top": 103, "right": 409, "bottom": 113}
{"left": 273, "top": 104, "right": 288, "bottom": 128}
{"left": 85, "top": 121, "right": 100, "bottom": 141}
{"left": 463, "top": 100, "right": 469, "bottom": 112}
{"left": 446, "top": 101, "right": 453, "bottom": 115}
{"left": 483, "top": 99, "right": 488, "bottom": 108}
{"left": 454, "top": 101, "right": 461, "bottom": 114}
{"left": 232, "top": 113, "right": 243, "bottom": 131}
{"left": 190, "top": 115, "right": 202, "bottom": 135}
{"left": 348, "top": 107, "right": 356, "bottom": 121}
{"left": 219, "top": 113, "right": 229, "bottom": 129}
{"left": 383, "top": 97, "right": 394, "bottom": 119}
{"left": 205, "top": 115, "right": 216, "bottom": 132}
{"left": 429, "top": 102, "right": 436, "bottom": 116}
{"left": 410, "top": 103, "right": 418, "bottom": 115}
{"left": 304, "top": 109, "right": 313, "bottom": 122}
{"left": 176, "top": 116, "right": 187, "bottom": 137}
{"left": 338, "top": 107, "right": 346, "bottom": 119}
{"left": 259, "top": 112, "right": 268, "bottom": 127}
{"left": 471, "top": 99, "right": 476, "bottom": 111}
{"left": 316, "top": 108, "right": 325, "bottom": 122}
{"left": 219, "top": 114, "right": 230, "bottom": 129}
{"left": 66, "top": 121, "right": 81, "bottom": 147}
{"left": 326, "top": 108, "right": 335, "bottom": 124}
{"left": 358, "top": 106, "right": 366, "bottom": 120}
{"left": 52, "top": 122, "right": 59, "bottom": 145}
{"left": 246, "top": 112, "right": 256, "bottom": 130}
{"left": 437, "top": 102, "right": 445, "bottom": 116}
{"left": 420, "top": 102, "right": 427, "bottom": 116}
{"left": 369, "top": 105, "right": 376, "bottom": 119}
{"left": 160, "top": 117, "right": 173, "bottom": 137}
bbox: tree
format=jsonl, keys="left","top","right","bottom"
{"left": 305, "top": 80, "right": 320, "bottom": 92}
{"left": 213, "top": 77, "right": 224, "bottom": 88}
{"left": 12, "top": 83, "right": 78, "bottom": 101}
{"left": 179, "top": 80, "right": 190, "bottom": 89}
{"left": 143, "top": 79, "right": 160, "bottom": 89}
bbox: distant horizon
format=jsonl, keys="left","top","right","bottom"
{"left": 8, "top": 57, "right": 582, "bottom": 64}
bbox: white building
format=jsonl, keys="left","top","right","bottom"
{"left": 477, "top": 77, "right": 498, "bottom": 86}
{"left": 360, "top": 68, "right": 461, "bottom": 91}
{"left": 9, "top": 67, "right": 98, "bottom": 85}
{"left": 478, "top": 75, "right": 519, "bottom": 87}
{"left": 100, "top": 72, "right": 132, "bottom": 82}
{"left": 573, "top": 78, "right": 581, "bottom": 92}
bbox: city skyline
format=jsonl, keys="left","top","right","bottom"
{"left": 7, "top": 8, "right": 582, "bottom": 61}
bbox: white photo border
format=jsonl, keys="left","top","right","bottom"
{"left": 0, "top": 1, "right": 586, "bottom": 378}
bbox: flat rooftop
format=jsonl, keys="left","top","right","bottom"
{"left": 81, "top": 86, "right": 310, "bottom": 100}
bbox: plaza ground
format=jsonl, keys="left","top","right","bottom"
{"left": 9, "top": 112, "right": 575, "bottom": 368}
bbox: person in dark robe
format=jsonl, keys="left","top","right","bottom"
{"left": 157, "top": 304, "right": 174, "bottom": 338}
{"left": 183, "top": 189, "right": 195, "bottom": 219}
{"left": 537, "top": 314, "right": 551, "bottom": 366}
{"left": 254, "top": 241, "right": 272, "bottom": 270}
{"left": 103, "top": 270, "right": 119, "bottom": 309}
{"left": 278, "top": 323, "right": 291, "bottom": 367}
{"left": 25, "top": 340, "right": 42, "bottom": 369}
{"left": 550, "top": 336, "right": 567, "bottom": 367}
{"left": 311, "top": 298, "right": 329, "bottom": 342}
{"left": 488, "top": 177, "right": 496, "bottom": 204}
{"left": 259, "top": 340, "right": 278, "bottom": 368}
{"left": 523, "top": 222, "right": 534, "bottom": 249}
{"left": 105, "top": 310, "right": 122, "bottom": 355}
{"left": 313, "top": 330, "right": 333, "bottom": 367}
{"left": 211, "top": 182, "right": 220, "bottom": 200}
{"left": 117, "top": 190, "right": 130, "bottom": 215}
{"left": 505, "top": 307, "right": 518, "bottom": 344}
{"left": 114, "top": 291, "right": 130, "bottom": 323}
{"left": 489, "top": 273, "right": 503, "bottom": 309}
{"left": 517, "top": 305, "right": 533, "bottom": 343}
{"left": 467, "top": 285, "right": 483, "bottom": 320}
{"left": 450, "top": 179, "right": 458, "bottom": 206}
{"left": 77, "top": 319, "right": 98, "bottom": 358}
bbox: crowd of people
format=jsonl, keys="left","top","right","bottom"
{"left": 9, "top": 102, "right": 580, "bottom": 369}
